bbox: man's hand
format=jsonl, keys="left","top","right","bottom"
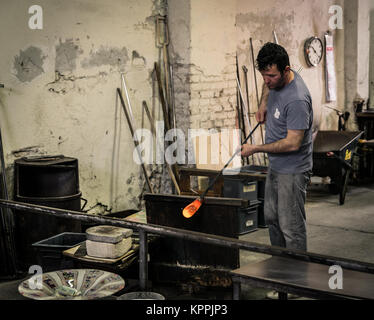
{"left": 256, "top": 107, "right": 267, "bottom": 123}
{"left": 241, "top": 144, "right": 258, "bottom": 157}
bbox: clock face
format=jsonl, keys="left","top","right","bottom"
{"left": 305, "top": 37, "right": 323, "bottom": 67}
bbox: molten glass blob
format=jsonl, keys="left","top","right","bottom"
{"left": 182, "top": 198, "right": 203, "bottom": 218}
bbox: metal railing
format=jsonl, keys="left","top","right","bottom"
{"left": 1, "top": 199, "right": 374, "bottom": 290}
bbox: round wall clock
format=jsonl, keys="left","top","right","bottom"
{"left": 304, "top": 36, "right": 323, "bottom": 67}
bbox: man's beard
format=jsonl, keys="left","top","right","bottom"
{"left": 273, "top": 71, "right": 287, "bottom": 91}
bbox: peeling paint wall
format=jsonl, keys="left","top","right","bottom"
{"left": 371, "top": 2, "right": 374, "bottom": 109}
{"left": 0, "top": 0, "right": 164, "bottom": 214}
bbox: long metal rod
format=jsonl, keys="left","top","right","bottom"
{"left": 0, "top": 84, "right": 17, "bottom": 276}
{"left": 201, "top": 122, "right": 261, "bottom": 200}
{"left": 154, "top": 62, "right": 170, "bottom": 131}
{"left": 236, "top": 55, "right": 247, "bottom": 162}
{"left": 236, "top": 76, "right": 262, "bottom": 166}
{"left": 242, "top": 66, "right": 255, "bottom": 164}
{"left": 2, "top": 199, "right": 374, "bottom": 274}
{"left": 117, "top": 88, "right": 154, "bottom": 193}
{"left": 154, "top": 62, "right": 181, "bottom": 194}
{"left": 273, "top": 30, "right": 279, "bottom": 44}
{"left": 139, "top": 229, "right": 148, "bottom": 290}
{"left": 250, "top": 38, "right": 266, "bottom": 166}
{"left": 142, "top": 102, "right": 181, "bottom": 195}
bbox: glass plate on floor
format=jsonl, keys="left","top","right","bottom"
{"left": 18, "top": 268, "right": 125, "bottom": 300}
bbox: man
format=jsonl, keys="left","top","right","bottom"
{"left": 241, "top": 42, "right": 313, "bottom": 253}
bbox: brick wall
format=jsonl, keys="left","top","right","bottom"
{"left": 187, "top": 53, "right": 237, "bottom": 130}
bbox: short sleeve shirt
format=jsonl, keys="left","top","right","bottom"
{"left": 265, "top": 71, "right": 313, "bottom": 174}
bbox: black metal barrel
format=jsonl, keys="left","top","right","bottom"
{"left": 13, "top": 155, "right": 83, "bottom": 271}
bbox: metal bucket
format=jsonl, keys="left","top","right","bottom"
{"left": 14, "top": 155, "right": 79, "bottom": 198}
{"left": 117, "top": 292, "right": 165, "bottom": 300}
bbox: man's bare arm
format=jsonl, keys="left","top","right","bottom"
{"left": 241, "top": 129, "right": 305, "bottom": 157}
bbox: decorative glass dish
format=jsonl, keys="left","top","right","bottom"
{"left": 18, "top": 269, "right": 125, "bottom": 300}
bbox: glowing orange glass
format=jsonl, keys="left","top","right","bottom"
{"left": 182, "top": 198, "right": 203, "bottom": 218}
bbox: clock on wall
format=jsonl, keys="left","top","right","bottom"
{"left": 304, "top": 36, "right": 323, "bottom": 67}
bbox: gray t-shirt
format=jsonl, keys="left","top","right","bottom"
{"left": 265, "top": 70, "right": 313, "bottom": 174}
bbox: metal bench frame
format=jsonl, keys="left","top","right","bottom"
{"left": 2, "top": 199, "right": 374, "bottom": 299}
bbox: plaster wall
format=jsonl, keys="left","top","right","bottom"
{"left": 0, "top": 0, "right": 162, "bottom": 213}
{"left": 370, "top": 0, "right": 374, "bottom": 109}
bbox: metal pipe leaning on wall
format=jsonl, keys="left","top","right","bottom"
{"left": 1, "top": 199, "right": 374, "bottom": 275}
{"left": 0, "top": 83, "right": 18, "bottom": 276}
{"left": 249, "top": 38, "right": 267, "bottom": 166}
{"left": 116, "top": 88, "right": 154, "bottom": 194}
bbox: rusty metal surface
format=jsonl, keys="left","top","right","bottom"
{"left": 2, "top": 199, "right": 374, "bottom": 274}
{"left": 313, "top": 131, "right": 363, "bottom": 153}
{"left": 232, "top": 256, "right": 374, "bottom": 299}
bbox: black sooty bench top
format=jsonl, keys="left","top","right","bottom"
{"left": 231, "top": 256, "right": 374, "bottom": 300}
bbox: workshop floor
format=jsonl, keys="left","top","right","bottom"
{"left": 1, "top": 179, "right": 374, "bottom": 300}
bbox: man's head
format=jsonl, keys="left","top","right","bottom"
{"left": 256, "top": 42, "right": 291, "bottom": 90}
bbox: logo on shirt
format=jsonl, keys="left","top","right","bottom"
{"left": 274, "top": 108, "right": 280, "bottom": 119}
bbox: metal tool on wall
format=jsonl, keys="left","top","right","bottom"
{"left": 154, "top": 63, "right": 181, "bottom": 194}
{"left": 236, "top": 72, "right": 262, "bottom": 167}
{"left": 0, "top": 83, "right": 18, "bottom": 277}
{"left": 117, "top": 85, "right": 154, "bottom": 194}
{"left": 142, "top": 101, "right": 157, "bottom": 136}
{"left": 142, "top": 100, "right": 180, "bottom": 195}
{"left": 241, "top": 65, "right": 255, "bottom": 164}
{"left": 235, "top": 54, "right": 248, "bottom": 165}
{"left": 156, "top": 15, "right": 174, "bottom": 129}
{"left": 324, "top": 105, "right": 350, "bottom": 131}
{"left": 154, "top": 62, "right": 171, "bottom": 131}
{"left": 249, "top": 38, "right": 266, "bottom": 166}
{"left": 182, "top": 122, "right": 261, "bottom": 218}
{"left": 273, "top": 30, "right": 279, "bottom": 44}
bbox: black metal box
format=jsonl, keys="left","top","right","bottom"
{"left": 144, "top": 193, "right": 257, "bottom": 270}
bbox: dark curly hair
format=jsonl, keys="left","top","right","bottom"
{"left": 256, "top": 42, "right": 290, "bottom": 73}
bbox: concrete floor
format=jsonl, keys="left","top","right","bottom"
{"left": 241, "top": 179, "right": 374, "bottom": 265}
{"left": 236, "top": 179, "right": 374, "bottom": 299}
{"left": 1, "top": 179, "right": 374, "bottom": 300}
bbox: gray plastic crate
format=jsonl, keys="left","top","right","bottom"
{"left": 223, "top": 177, "right": 258, "bottom": 201}
{"left": 32, "top": 232, "right": 86, "bottom": 271}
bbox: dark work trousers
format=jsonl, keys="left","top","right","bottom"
{"left": 264, "top": 169, "right": 312, "bottom": 251}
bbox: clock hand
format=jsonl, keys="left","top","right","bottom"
{"left": 310, "top": 46, "right": 318, "bottom": 54}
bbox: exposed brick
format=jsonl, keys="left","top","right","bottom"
{"left": 223, "top": 118, "right": 235, "bottom": 127}
{"left": 223, "top": 87, "right": 237, "bottom": 96}
{"left": 214, "top": 119, "right": 224, "bottom": 127}
{"left": 223, "top": 73, "right": 237, "bottom": 81}
{"left": 200, "top": 90, "right": 216, "bottom": 99}
{"left": 201, "top": 120, "right": 215, "bottom": 129}
{"left": 189, "top": 74, "right": 201, "bottom": 83}
{"left": 211, "top": 105, "right": 223, "bottom": 112}
{"left": 190, "top": 90, "right": 201, "bottom": 99}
